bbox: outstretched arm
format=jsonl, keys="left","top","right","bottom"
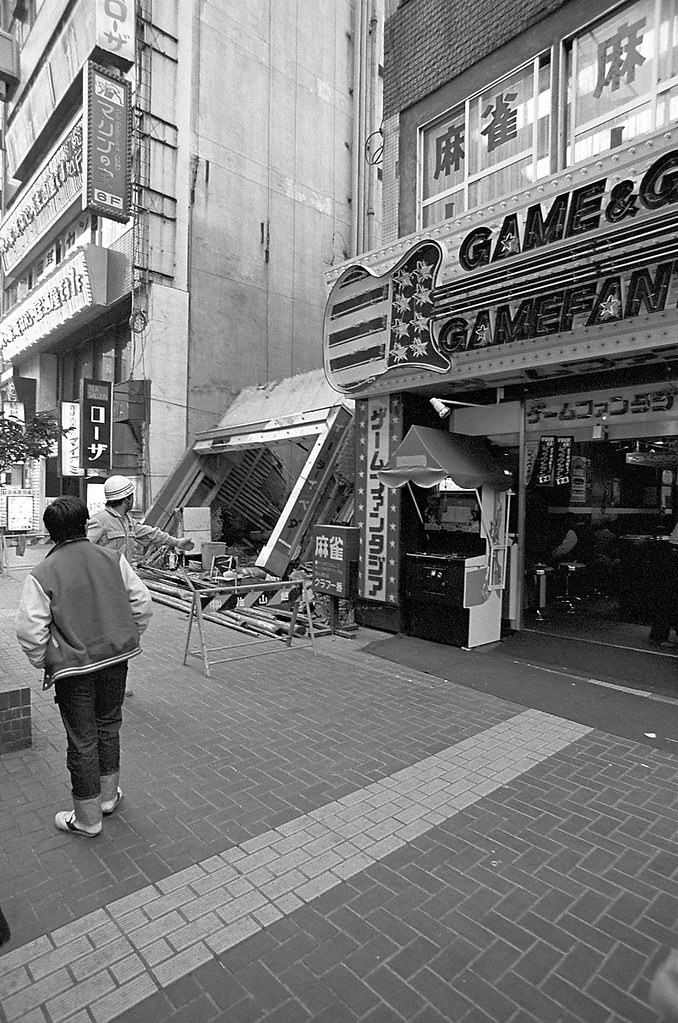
{"left": 133, "top": 522, "right": 194, "bottom": 552}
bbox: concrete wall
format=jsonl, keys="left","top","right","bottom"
{"left": 184, "top": 0, "right": 357, "bottom": 437}
{"left": 144, "top": 283, "right": 189, "bottom": 502}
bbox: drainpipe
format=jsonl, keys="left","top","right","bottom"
{"left": 516, "top": 398, "right": 527, "bottom": 631}
{"left": 365, "top": 0, "right": 379, "bottom": 252}
{"left": 350, "top": 0, "right": 364, "bottom": 256}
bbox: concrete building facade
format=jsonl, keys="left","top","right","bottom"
{"left": 0, "top": 0, "right": 383, "bottom": 524}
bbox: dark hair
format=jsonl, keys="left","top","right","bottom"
{"left": 43, "top": 496, "right": 89, "bottom": 543}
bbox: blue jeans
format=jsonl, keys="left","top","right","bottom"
{"left": 54, "top": 663, "right": 128, "bottom": 800}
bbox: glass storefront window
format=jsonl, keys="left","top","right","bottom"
{"left": 565, "top": 0, "right": 678, "bottom": 162}
{"left": 420, "top": 54, "right": 551, "bottom": 229}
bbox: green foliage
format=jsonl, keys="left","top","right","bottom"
{"left": 0, "top": 411, "right": 68, "bottom": 473}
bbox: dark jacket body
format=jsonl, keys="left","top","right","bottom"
{"left": 16, "top": 539, "right": 149, "bottom": 683}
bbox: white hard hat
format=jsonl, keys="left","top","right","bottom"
{"left": 104, "top": 475, "right": 135, "bottom": 501}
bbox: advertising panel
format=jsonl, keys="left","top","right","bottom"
{"left": 0, "top": 119, "right": 83, "bottom": 277}
{"left": 81, "top": 379, "right": 112, "bottom": 474}
{"left": 0, "top": 249, "right": 94, "bottom": 359}
{"left": 60, "top": 401, "right": 84, "bottom": 477}
{"left": 313, "top": 525, "right": 359, "bottom": 597}
{"left": 0, "top": 246, "right": 109, "bottom": 362}
{"left": 355, "top": 395, "right": 402, "bottom": 604}
{"left": 324, "top": 141, "right": 678, "bottom": 396}
{"left": 83, "top": 62, "right": 132, "bottom": 223}
{"left": 95, "top": 0, "right": 136, "bottom": 68}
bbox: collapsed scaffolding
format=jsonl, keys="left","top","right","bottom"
{"left": 139, "top": 370, "right": 356, "bottom": 643}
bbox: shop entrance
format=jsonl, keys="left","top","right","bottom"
{"left": 523, "top": 432, "right": 678, "bottom": 656}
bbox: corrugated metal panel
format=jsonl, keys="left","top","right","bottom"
{"left": 197, "top": 369, "right": 353, "bottom": 440}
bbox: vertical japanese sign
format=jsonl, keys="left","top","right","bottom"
{"left": 95, "top": 0, "right": 136, "bottom": 68}
{"left": 81, "top": 380, "right": 112, "bottom": 473}
{"left": 355, "top": 395, "right": 402, "bottom": 604}
{"left": 60, "top": 401, "right": 83, "bottom": 477}
{"left": 83, "top": 62, "right": 131, "bottom": 223}
{"left": 535, "top": 435, "right": 556, "bottom": 486}
{"left": 554, "top": 437, "right": 573, "bottom": 486}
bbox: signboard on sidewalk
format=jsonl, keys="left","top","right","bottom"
{"left": 313, "top": 525, "right": 359, "bottom": 597}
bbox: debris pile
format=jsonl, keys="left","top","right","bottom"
{"left": 137, "top": 559, "right": 329, "bottom": 641}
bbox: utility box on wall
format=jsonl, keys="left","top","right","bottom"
{"left": 113, "top": 380, "right": 151, "bottom": 424}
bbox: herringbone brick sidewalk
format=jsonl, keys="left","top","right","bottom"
{"left": 0, "top": 547, "right": 676, "bottom": 1022}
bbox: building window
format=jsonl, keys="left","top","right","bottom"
{"left": 419, "top": 54, "right": 551, "bottom": 229}
{"left": 57, "top": 324, "right": 132, "bottom": 403}
{"left": 564, "top": 0, "right": 678, "bottom": 164}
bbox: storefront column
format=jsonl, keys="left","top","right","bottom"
{"left": 515, "top": 399, "right": 527, "bottom": 631}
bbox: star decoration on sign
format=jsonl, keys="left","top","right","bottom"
{"left": 474, "top": 323, "right": 490, "bottom": 346}
{"left": 500, "top": 232, "right": 519, "bottom": 254}
{"left": 394, "top": 292, "right": 411, "bottom": 314}
{"left": 599, "top": 295, "right": 621, "bottom": 320}
{"left": 393, "top": 269, "right": 413, "bottom": 288}
{"left": 385, "top": 242, "right": 449, "bottom": 374}
{"left": 413, "top": 285, "right": 432, "bottom": 306}
{"left": 412, "top": 311, "right": 429, "bottom": 334}
{"left": 414, "top": 260, "right": 434, "bottom": 281}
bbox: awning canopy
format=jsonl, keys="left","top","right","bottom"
{"left": 377, "top": 426, "right": 513, "bottom": 491}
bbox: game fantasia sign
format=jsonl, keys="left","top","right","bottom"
{"left": 324, "top": 147, "right": 678, "bottom": 395}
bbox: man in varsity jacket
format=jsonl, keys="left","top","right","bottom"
{"left": 15, "top": 496, "right": 152, "bottom": 837}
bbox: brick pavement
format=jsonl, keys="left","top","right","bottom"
{"left": 1, "top": 545, "right": 677, "bottom": 1022}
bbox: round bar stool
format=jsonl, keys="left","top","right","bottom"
{"left": 532, "top": 563, "right": 553, "bottom": 620}
{"left": 556, "top": 560, "right": 586, "bottom": 613}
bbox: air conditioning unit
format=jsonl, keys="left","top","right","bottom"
{"left": 113, "top": 380, "right": 151, "bottom": 424}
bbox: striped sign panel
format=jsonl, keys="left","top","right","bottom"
{"left": 324, "top": 241, "right": 451, "bottom": 394}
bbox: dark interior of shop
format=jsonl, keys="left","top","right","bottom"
{"left": 524, "top": 434, "right": 678, "bottom": 652}
{"left": 395, "top": 384, "right": 678, "bottom": 653}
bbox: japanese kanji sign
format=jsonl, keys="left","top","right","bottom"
{"left": 0, "top": 118, "right": 82, "bottom": 276}
{"left": 572, "top": 0, "right": 654, "bottom": 136}
{"left": 0, "top": 249, "right": 96, "bottom": 358}
{"left": 83, "top": 63, "right": 131, "bottom": 223}
{"left": 355, "top": 396, "right": 402, "bottom": 604}
{"left": 313, "top": 525, "right": 359, "bottom": 597}
{"left": 593, "top": 17, "right": 646, "bottom": 97}
{"left": 81, "top": 379, "right": 112, "bottom": 472}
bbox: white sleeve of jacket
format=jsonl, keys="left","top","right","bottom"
{"left": 15, "top": 575, "right": 51, "bottom": 669}
{"left": 119, "top": 554, "right": 153, "bottom": 634}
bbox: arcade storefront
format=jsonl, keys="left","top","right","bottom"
{"left": 322, "top": 138, "right": 678, "bottom": 652}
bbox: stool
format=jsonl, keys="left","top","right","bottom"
{"left": 555, "top": 561, "right": 586, "bottom": 613}
{"left": 532, "top": 563, "right": 553, "bottom": 620}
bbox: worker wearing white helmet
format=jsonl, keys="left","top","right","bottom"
{"left": 87, "top": 475, "right": 194, "bottom": 565}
